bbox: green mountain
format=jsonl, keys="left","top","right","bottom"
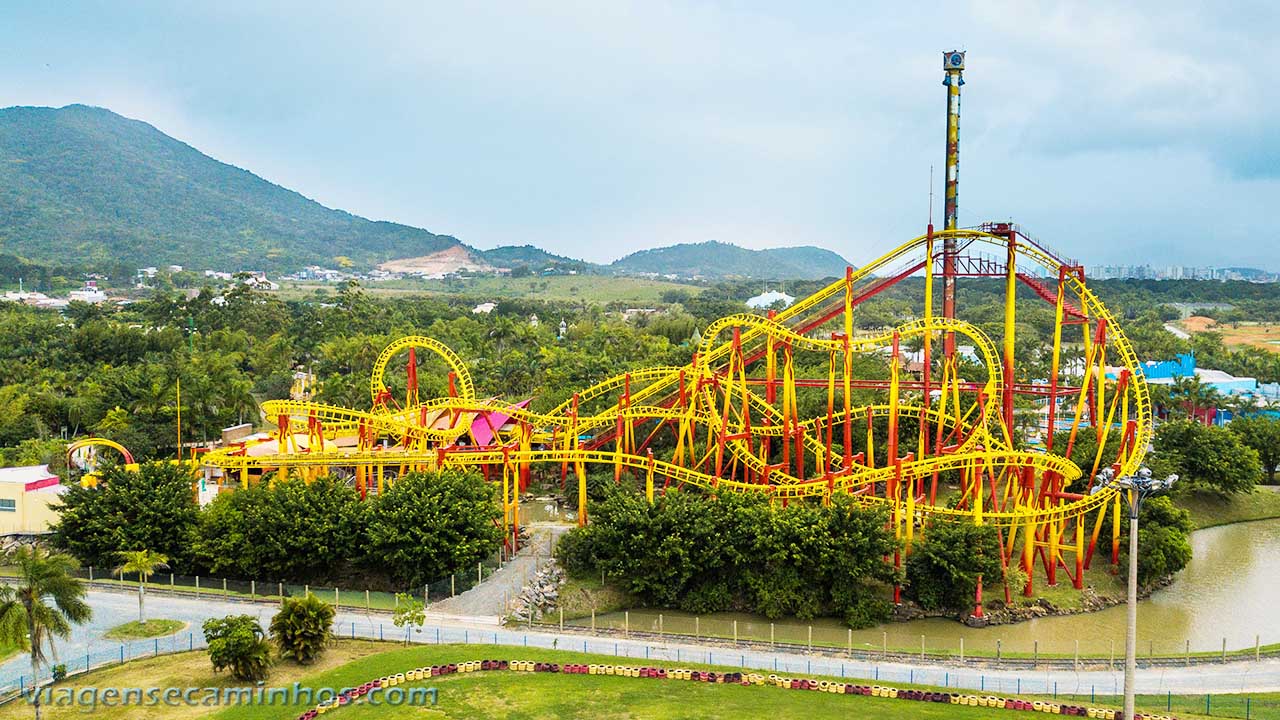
{"left": 0, "top": 104, "right": 466, "bottom": 271}
{"left": 610, "top": 240, "right": 853, "bottom": 280}
{"left": 478, "top": 245, "right": 598, "bottom": 273}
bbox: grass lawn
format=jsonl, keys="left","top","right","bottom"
{"left": 0, "top": 640, "right": 390, "bottom": 720}
{"left": 278, "top": 275, "right": 702, "bottom": 305}
{"left": 1179, "top": 486, "right": 1280, "bottom": 528}
{"left": 0, "top": 640, "right": 1268, "bottom": 719}
{"left": 103, "top": 619, "right": 187, "bottom": 640}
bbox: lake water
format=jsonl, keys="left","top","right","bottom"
{"left": 570, "top": 519, "right": 1280, "bottom": 655}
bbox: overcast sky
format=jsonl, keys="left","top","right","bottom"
{"left": 1, "top": 1, "right": 1275, "bottom": 268}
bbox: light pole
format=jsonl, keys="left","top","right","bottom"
{"left": 1093, "top": 467, "right": 1178, "bottom": 719}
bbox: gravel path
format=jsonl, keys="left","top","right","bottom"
{"left": 427, "top": 522, "right": 572, "bottom": 618}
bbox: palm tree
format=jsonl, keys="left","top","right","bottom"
{"left": 115, "top": 550, "right": 169, "bottom": 624}
{"left": 0, "top": 548, "right": 92, "bottom": 719}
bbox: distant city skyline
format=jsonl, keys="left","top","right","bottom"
{"left": 1, "top": 2, "right": 1276, "bottom": 268}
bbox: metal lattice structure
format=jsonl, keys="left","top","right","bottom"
{"left": 197, "top": 224, "right": 1150, "bottom": 611}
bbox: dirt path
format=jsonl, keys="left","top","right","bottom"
{"left": 426, "top": 522, "right": 573, "bottom": 618}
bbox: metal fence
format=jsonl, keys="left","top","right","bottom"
{"left": 0, "top": 621, "right": 1271, "bottom": 719}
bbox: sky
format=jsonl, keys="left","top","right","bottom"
{"left": 0, "top": 1, "right": 1276, "bottom": 268}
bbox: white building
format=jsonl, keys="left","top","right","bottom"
{"left": 746, "top": 289, "right": 795, "bottom": 310}
{"left": 68, "top": 280, "right": 107, "bottom": 304}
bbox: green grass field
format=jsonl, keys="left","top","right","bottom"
{"left": 102, "top": 619, "right": 187, "bottom": 640}
{"left": 0, "top": 641, "right": 1270, "bottom": 719}
{"left": 1180, "top": 486, "right": 1280, "bottom": 528}
{"left": 278, "top": 275, "right": 702, "bottom": 305}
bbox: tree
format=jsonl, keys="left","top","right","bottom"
{"left": 904, "top": 522, "right": 1004, "bottom": 613}
{"left": 1150, "top": 420, "right": 1261, "bottom": 495}
{"left": 363, "top": 470, "right": 503, "bottom": 588}
{"left": 1229, "top": 415, "right": 1280, "bottom": 483}
{"left": 115, "top": 550, "right": 169, "bottom": 624}
{"left": 1120, "top": 497, "right": 1194, "bottom": 587}
{"left": 2, "top": 548, "right": 92, "bottom": 720}
{"left": 203, "top": 615, "right": 271, "bottom": 682}
{"left": 268, "top": 594, "right": 334, "bottom": 665}
{"left": 194, "top": 475, "right": 363, "bottom": 583}
{"left": 52, "top": 461, "right": 199, "bottom": 570}
{"left": 392, "top": 593, "right": 425, "bottom": 646}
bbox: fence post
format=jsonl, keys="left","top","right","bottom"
{"left": 658, "top": 613, "right": 663, "bottom": 638}
{"left": 846, "top": 628, "right": 851, "bottom": 655}
{"left": 625, "top": 611, "right": 629, "bottom": 638}
{"left": 1110, "top": 639, "right": 1115, "bottom": 669}
{"left": 304, "top": 583, "right": 309, "bottom": 597}
{"left": 560, "top": 607, "right": 564, "bottom": 632}
{"left": 170, "top": 573, "right": 174, "bottom": 592}
{"left": 590, "top": 609, "right": 595, "bottom": 632}
{"left": 1033, "top": 639, "right": 1038, "bottom": 666}
{"left": 477, "top": 562, "right": 482, "bottom": 585}
{"left": 1256, "top": 634, "right": 1261, "bottom": 661}
{"left": 1074, "top": 639, "right": 1079, "bottom": 669}
{"left": 424, "top": 586, "right": 428, "bottom": 608}
{"left": 278, "top": 582, "right": 283, "bottom": 600}
{"left": 959, "top": 637, "right": 964, "bottom": 663}
{"left": 335, "top": 587, "right": 340, "bottom": 610}
{"left": 250, "top": 580, "right": 255, "bottom": 601}
{"left": 89, "top": 566, "right": 93, "bottom": 582}
{"left": 695, "top": 616, "right": 699, "bottom": 640}
{"left": 921, "top": 635, "right": 926, "bottom": 661}
{"left": 1223, "top": 637, "right": 1227, "bottom": 662}
{"left": 451, "top": 575, "right": 455, "bottom": 597}
{"left": 733, "top": 620, "right": 738, "bottom": 646}
{"left": 997, "top": 639, "right": 1002, "bottom": 661}
{"left": 195, "top": 575, "right": 200, "bottom": 592}
{"left": 882, "top": 631, "right": 887, "bottom": 660}
{"left": 808, "top": 625, "right": 813, "bottom": 652}
{"left": 366, "top": 589, "right": 371, "bottom": 611}
{"left": 1186, "top": 639, "right": 1191, "bottom": 666}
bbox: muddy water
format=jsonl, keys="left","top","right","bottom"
{"left": 570, "top": 520, "right": 1280, "bottom": 655}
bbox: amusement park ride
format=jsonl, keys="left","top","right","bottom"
{"left": 71, "top": 52, "right": 1152, "bottom": 616}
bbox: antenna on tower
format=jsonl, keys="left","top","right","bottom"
{"left": 928, "top": 165, "right": 934, "bottom": 225}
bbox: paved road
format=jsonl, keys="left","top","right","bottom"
{"left": 5, "top": 586, "right": 1279, "bottom": 698}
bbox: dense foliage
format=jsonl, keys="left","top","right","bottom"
{"left": 54, "top": 464, "right": 499, "bottom": 590}
{"left": 903, "top": 522, "right": 1004, "bottom": 613}
{"left": 1120, "top": 497, "right": 1195, "bottom": 587}
{"left": 203, "top": 615, "right": 271, "bottom": 682}
{"left": 1148, "top": 421, "right": 1260, "bottom": 495}
{"left": 195, "top": 476, "right": 363, "bottom": 582}
{"left": 269, "top": 594, "right": 335, "bottom": 665}
{"left": 51, "top": 462, "right": 200, "bottom": 571}
{"left": 364, "top": 470, "right": 504, "bottom": 588}
{"left": 557, "top": 490, "right": 898, "bottom": 628}
{"left": 1228, "top": 415, "right": 1280, "bottom": 483}
{"left": 0, "top": 105, "right": 460, "bottom": 271}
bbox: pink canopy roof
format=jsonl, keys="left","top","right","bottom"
{"left": 469, "top": 399, "right": 532, "bottom": 446}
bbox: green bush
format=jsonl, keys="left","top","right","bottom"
{"left": 269, "top": 593, "right": 335, "bottom": 665}
{"left": 203, "top": 615, "right": 271, "bottom": 682}
{"left": 555, "top": 491, "right": 897, "bottom": 627}
{"left": 363, "top": 470, "right": 504, "bottom": 587}
{"left": 904, "top": 521, "right": 1004, "bottom": 613}
{"left": 52, "top": 461, "right": 199, "bottom": 570}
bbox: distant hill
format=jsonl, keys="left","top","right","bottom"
{"left": 0, "top": 104, "right": 470, "bottom": 271}
{"left": 610, "top": 240, "right": 853, "bottom": 280}
{"left": 478, "top": 245, "right": 598, "bottom": 273}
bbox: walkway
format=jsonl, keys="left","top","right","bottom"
{"left": 427, "top": 522, "right": 570, "bottom": 618}
{"left": 5, "top": 585, "right": 1279, "bottom": 699}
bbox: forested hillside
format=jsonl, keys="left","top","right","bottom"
{"left": 0, "top": 105, "right": 464, "bottom": 271}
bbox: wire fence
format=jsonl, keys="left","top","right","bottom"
{"left": 0, "top": 621, "right": 1270, "bottom": 719}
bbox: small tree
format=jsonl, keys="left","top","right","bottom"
{"left": 268, "top": 594, "right": 334, "bottom": 665}
{"left": 1229, "top": 415, "right": 1280, "bottom": 484}
{"left": 904, "top": 522, "right": 1004, "bottom": 613}
{"left": 115, "top": 550, "right": 169, "bottom": 623}
{"left": 392, "top": 593, "right": 426, "bottom": 646}
{"left": 203, "top": 615, "right": 271, "bottom": 682}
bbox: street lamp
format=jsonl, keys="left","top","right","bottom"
{"left": 1092, "top": 466, "right": 1178, "bottom": 720}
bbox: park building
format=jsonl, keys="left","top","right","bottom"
{"left": 0, "top": 465, "right": 67, "bottom": 535}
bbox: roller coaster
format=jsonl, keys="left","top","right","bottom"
{"left": 191, "top": 220, "right": 1150, "bottom": 614}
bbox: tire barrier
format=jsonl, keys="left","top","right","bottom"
{"left": 291, "top": 657, "right": 1178, "bottom": 719}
